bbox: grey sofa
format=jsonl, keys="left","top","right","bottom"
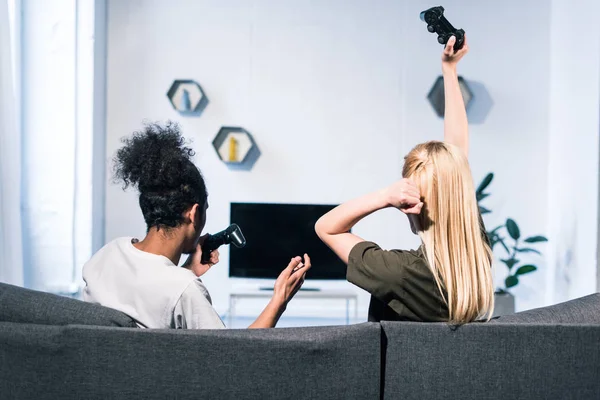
{"left": 1, "top": 282, "right": 599, "bottom": 400}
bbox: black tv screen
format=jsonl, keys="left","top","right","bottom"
{"left": 229, "top": 202, "right": 347, "bottom": 280}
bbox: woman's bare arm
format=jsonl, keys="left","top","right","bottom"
{"left": 442, "top": 35, "right": 470, "bottom": 157}
{"left": 315, "top": 180, "right": 422, "bottom": 264}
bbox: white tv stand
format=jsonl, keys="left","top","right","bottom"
{"left": 228, "top": 287, "right": 358, "bottom": 326}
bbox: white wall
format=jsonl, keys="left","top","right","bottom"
{"left": 547, "top": 0, "right": 600, "bottom": 304}
{"left": 104, "top": 0, "right": 597, "bottom": 318}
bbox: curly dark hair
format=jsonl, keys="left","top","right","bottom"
{"left": 112, "top": 121, "right": 207, "bottom": 231}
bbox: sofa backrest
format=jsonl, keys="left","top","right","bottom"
{"left": 381, "top": 321, "right": 600, "bottom": 400}
{"left": 0, "top": 321, "right": 382, "bottom": 400}
{"left": 2, "top": 283, "right": 600, "bottom": 400}
{"left": 490, "top": 292, "right": 600, "bottom": 324}
{"left": 0, "top": 282, "right": 137, "bottom": 327}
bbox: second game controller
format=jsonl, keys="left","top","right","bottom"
{"left": 420, "top": 6, "right": 465, "bottom": 51}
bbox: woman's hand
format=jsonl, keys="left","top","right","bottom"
{"left": 441, "top": 35, "right": 469, "bottom": 68}
{"left": 272, "top": 254, "right": 312, "bottom": 306}
{"left": 182, "top": 235, "right": 220, "bottom": 277}
{"left": 383, "top": 179, "right": 423, "bottom": 215}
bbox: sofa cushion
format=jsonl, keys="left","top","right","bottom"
{"left": 490, "top": 293, "right": 600, "bottom": 324}
{"left": 0, "top": 321, "right": 381, "bottom": 400}
{"left": 381, "top": 321, "right": 600, "bottom": 400}
{"left": 0, "top": 282, "right": 137, "bottom": 327}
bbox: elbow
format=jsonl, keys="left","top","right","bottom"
{"left": 314, "top": 217, "right": 326, "bottom": 241}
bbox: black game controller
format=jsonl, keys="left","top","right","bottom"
{"left": 420, "top": 6, "right": 465, "bottom": 51}
{"left": 200, "top": 223, "right": 246, "bottom": 264}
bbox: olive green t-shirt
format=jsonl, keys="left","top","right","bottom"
{"left": 347, "top": 242, "right": 449, "bottom": 322}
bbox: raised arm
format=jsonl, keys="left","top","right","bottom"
{"left": 442, "top": 35, "right": 470, "bottom": 157}
{"left": 315, "top": 180, "right": 423, "bottom": 264}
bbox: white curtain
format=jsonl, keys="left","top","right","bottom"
{"left": 0, "top": 0, "right": 23, "bottom": 286}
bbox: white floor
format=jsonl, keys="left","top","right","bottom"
{"left": 222, "top": 315, "right": 366, "bottom": 329}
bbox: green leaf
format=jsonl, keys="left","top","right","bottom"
{"left": 515, "top": 265, "right": 537, "bottom": 275}
{"left": 476, "top": 192, "right": 490, "bottom": 202}
{"left": 476, "top": 173, "right": 494, "bottom": 194}
{"left": 516, "top": 247, "right": 541, "bottom": 255}
{"left": 505, "top": 275, "right": 519, "bottom": 288}
{"left": 479, "top": 206, "right": 491, "bottom": 215}
{"left": 506, "top": 219, "right": 520, "bottom": 240}
{"left": 524, "top": 236, "right": 548, "bottom": 243}
{"left": 501, "top": 258, "right": 520, "bottom": 269}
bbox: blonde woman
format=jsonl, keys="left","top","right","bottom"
{"left": 315, "top": 36, "right": 494, "bottom": 324}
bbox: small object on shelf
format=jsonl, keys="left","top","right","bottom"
{"left": 228, "top": 136, "right": 238, "bottom": 162}
{"left": 181, "top": 89, "right": 192, "bottom": 112}
{"left": 212, "top": 126, "right": 259, "bottom": 167}
{"left": 166, "top": 79, "right": 208, "bottom": 116}
{"left": 427, "top": 75, "right": 473, "bottom": 117}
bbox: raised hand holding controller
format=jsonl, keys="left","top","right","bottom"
{"left": 420, "top": 6, "right": 465, "bottom": 51}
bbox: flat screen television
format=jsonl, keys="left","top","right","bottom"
{"left": 229, "top": 202, "right": 347, "bottom": 280}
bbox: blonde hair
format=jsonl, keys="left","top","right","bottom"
{"left": 402, "top": 141, "right": 494, "bottom": 323}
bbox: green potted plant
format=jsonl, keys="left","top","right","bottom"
{"left": 476, "top": 173, "right": 548, "bottom": 316}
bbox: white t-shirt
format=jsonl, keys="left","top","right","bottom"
{"left": 82, "top": 237, "right": 225, "bottom": 329}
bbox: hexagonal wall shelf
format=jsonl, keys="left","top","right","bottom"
{"left": 166, "top": 79, "right": 208, "bottom": 116}
{"left": 427, "top": 76, "right": 473, "bottom": 118}
{"left": 212, "top": 127, "right": 260, "bottom": 169}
